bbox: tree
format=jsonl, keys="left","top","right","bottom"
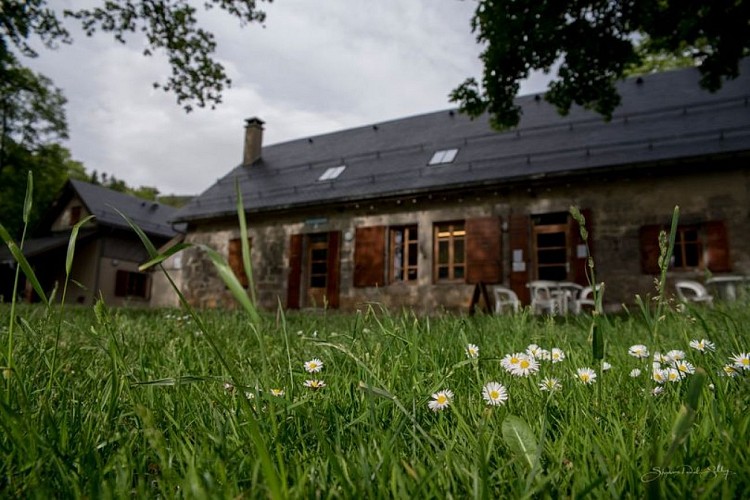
{"left": 1, "top": 0, "right": 271, "bottom": 112}
{"left": 451, "top": 1, "right": 750, "bottom": 129}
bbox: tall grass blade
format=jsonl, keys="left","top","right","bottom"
{"left": 235, "top": 179, "right": 257, "bottom": 306}
{"left": 0, "top": 224, "right": 48, "bottom": 305}
{"left": 663, "top": 368, "right": 707, "bottom": 465}
{"left": 22, "top": 171, "right": 33, "bottom": 224}
{"left": 65, "top": 215, "right": 95, "bottom": 275}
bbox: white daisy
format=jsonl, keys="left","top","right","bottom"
{"left": 665, "top": 367, "right": 682, "bottom": 383}
{"left": 538, "top": 377, "right": 562, "bottom": 392}
{"left": 550, "top": 348, "right": 565, "bottom": 363}
{"left": 510, "top": 355, "right": 540, "bottom": 377}
{"left": 303, "top": 379, "right": 326, "bottom": 390}
{"left": 689, "top": 339, "right": 716, "bottom": 353}
{"left": 722, "top": 365, "right": 740, "bottom": 378}
{"left": 628, "top": 344, "right": 650, "bottom": 358}
{"left": 630, "top": 369, "right": 642, "bottom": 378}
{"left": 501, "top": 353, "right": 524, "bottom": 372}
{"left": 428, "top": 389, "right": 454, "bottom": 412}
{"left": 465, "top": 343, "right": 480, "bottom": 359}
{"left": 652, "top": 368, "right": 668, "bottom": 384}
{"left": 576, "top": 367, "right": 597, "bottom": 385}
{"left": 666, "top": 350, "right": 686, "bottom": 362}
{"left": 602, "top": 361, "right": 612, "bottom": 371}
{"left": 482, "top": 382, "right": 508, "bottom": 406}
{"left": 304, "top": 358, "right": 324, "bottom": 373}
{"left": 653, "top": 351, "right": 669, "bottom": 363}
{"left": 652, "top": 386, "right": 664, "bottom": 396}
{"left": 270, "top": 388, "right": 285, "bottom": 397}
{"left": 730, "top": 352, "right": 750, "bottom": 371}
{"left": 674, "top": 361, "right": 695, "bottom": 376}
{"left": 526, "top": 344, "right": 543, "bottom": 358}
{"left": 537, "top": 349, "right": 551, "bottom": 361}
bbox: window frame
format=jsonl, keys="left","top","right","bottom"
{"left": 672, "top": 225, "right": 702, "bottom": 270}
{"left": 114, "top": 270, "right": 150, "bottom": 299}
{"left": 433, "top": 221, "right": 466, "bottom": 283}
{"left": 389, "top": 224, "right": 419, "bottom": 284}
{"left": 428, "top": 148, "right": 459, "bottom": 165}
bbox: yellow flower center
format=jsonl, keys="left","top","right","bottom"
{"left": 520, "top": 360, "right": 530, "bottom": 369}
{"left": 580, "top": 374, "right": 590, "bottom": 382}
{"left": 437, "top": 395, "right": 448, "bottom": 404}
{"left": 490, "top": 390, "right": 499, "bottom": 399}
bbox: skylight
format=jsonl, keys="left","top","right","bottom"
{"left": 428, "top": 148, "right": 459, "bottom": 165}
{"left": 318, "top": 165, "right": 346, "bottom": 181}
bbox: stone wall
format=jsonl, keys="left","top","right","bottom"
{"left": 179, "top": 164, "right": 749, "bottom": 313}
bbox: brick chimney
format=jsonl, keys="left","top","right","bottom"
{"left": 243, "top": 117, "right": 264, "bottom": 165}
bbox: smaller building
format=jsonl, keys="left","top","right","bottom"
{"left": 0, "top": 180, "right": 184, "bottom": 307}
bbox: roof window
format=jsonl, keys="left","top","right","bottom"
{"left": 318, "top": 165, "right": 346, "bottom": 181}
{"left": 428, "top": 148, "right": 459, "bottom": 165}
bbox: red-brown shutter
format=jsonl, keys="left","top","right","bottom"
{"left": 704, "top": 220, "right": 731, "bottom": 272}
{"left": 509, "top": 214, "right": 530, "bottom": 304}
{"left": 569, "top": 208, "right": 593, "bottom": 286}
{"left": 115, "top": 270, "right": 128, "bottom": 297}
{"left": 228, "top": 238, "right": 249, "bottom": 288}
{"left": 466, "top": 216, "right": 502, "bottom": 285}
{"left": 639, "top": 225, "right": 663, "bottom": 274}
{"left": 286, "top": 234, "right": 303, "bottom": 309}
{"left": 326, "top": 231, "right": 341, "bottom": 309}
{"left": 353, "top": 226, "right": 386, "bottom": 287}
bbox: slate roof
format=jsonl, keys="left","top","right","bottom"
{"left": 61, "top": 180, "right": 182, "bottom": 238}
{"left": 174, "top": 60, "right": 750, "bottom": 223}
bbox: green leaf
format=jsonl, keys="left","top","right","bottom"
{"left": 0, "top": 223, "right": 48, "bottom": 305}
{"left": 65, "top": 215, "right": 95, "bottom": 276}
{"left": 139, "top": 242, "right": 191, "bottom": 271}
{"left": 592, "top": 322, "right": 604, "bottom": 361}
{"left": 235, "top": 179, "right": 256, "bottom": 305}
{"left": 22, "top": 171, "right": 33, "bottom": 224}
{"left": 502, "top": 415, "right": 539, "bottom": 470}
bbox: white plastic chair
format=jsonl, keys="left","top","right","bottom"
{"left": 675, "top": 280, "right": 713, "bottom": 306}
{"left": 527, "top": 280, "right": 559, "bottom": 315}
{"left": 573, "top": 283, "right": 604, "bottom": 314}
{"left": 493, "top": 286, "right": 520, "bottom": 314}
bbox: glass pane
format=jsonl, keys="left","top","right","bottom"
{"left": 683, "top": 229, "right": 699, "bottom": 242}
{"left": 309, "top": 233, "right": 328, "bottom": 244}
{"left": 407, "top": 268, "right": 417, "bottom": 281}
{"left": 454, "top": 239, "right": 465, "bottom": 264}
{"left": 454, "top": 266, "right": 465, "bottom": 279}
{"left": 684, "top": 243, "right": 700, "bottom": 266}
{"left": 311, "top": 262, "right": 327, "bottom": 275}
{"left": 537, "top": 232, "right": 566, "bottom": 247}
{"left": 539, "top": 266, "right": 567, "bottom": 281}
{"left": 438, "top": 240, "right": 449, "bottom": 264}
{"left": 393, "top": 229, "right": 404, "bottom": 245}
{"left": 438, "top": 266, "right": 449, "bottom": 279}
{"left": 311, "top": 248, "right": 327, "bottom": 261}
{"left": 310, "top": 275, "right": 326, "bottom": 288}
{"left": 407, "top": 243, "right": 418, "bottom": 265}
{"left": 538, "top": 248, "right": 567, "bottom": 264}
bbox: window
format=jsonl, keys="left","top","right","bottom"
{"left": 434, "top": 222, "right": 465, "bottom": 282}
{"left": 318, "top": 165, "right": 346, "bottom": 181}
{"left": 428, "top": 149, "right": 459, "bottom": 165}
{"left": 639, "top": 220, "right": 730, "bottom": 274}
{"left": 390, "top": 225, "right": 418, "bottom": 282}
{"left": 228, "top": 238, "right": 252, "bottom": 288}
{"left": 115, "top": 270, "right": 150, "bottom": 299}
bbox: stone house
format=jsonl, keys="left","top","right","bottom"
{"left": 0, "top": 179, "right": 183, "bottom": 306}
{"left": 171, "top": 62, "right": 750, "bottom": 313}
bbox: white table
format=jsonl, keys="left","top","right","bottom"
{"left": 706, "top": 276, "right": 748, "bottom": 301}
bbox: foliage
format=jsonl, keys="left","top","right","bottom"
{"left": 1, "top": 0, "right": 271, "bottom": 112}
{"left": 452, "top": 0, "right": 750, "bottom": 129}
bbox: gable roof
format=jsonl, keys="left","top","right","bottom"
{"left": 59, "top": 180, "right": 182, "bottom": 238}
{"left": 175, "top": 60, "right": 750, "bottom": 223}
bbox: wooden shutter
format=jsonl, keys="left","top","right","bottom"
{"left": 509, "top": 214, "right": 530, "bottom": 304}
{"left": 704, "top": 220, "right": 731, "bottom": 272}
{"left": 286, "top": 234, "right": 303, "bottom": 309}
{"left": 466, "top": 216, "right": 502, "bottom": 284}
{"left": 326, "top": 231, "right": 341, "bottom": 309}
{"left": 569, "top": 208, "right": 593, "bottom": 286}
{"left": 228, "top": 238, "right": 249, "bottom": 288}
{"left": 353, "top": 226, "right": 386, "bottom": 287}
{"left": 639, "top": 225, "right": 662, "bottom": 274}
{"left": 115, "top": 270, "right": 128, "bottom": 297}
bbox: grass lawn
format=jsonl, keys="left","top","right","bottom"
{"left": 1, "top": 300, "right": 748, "bottom": 498}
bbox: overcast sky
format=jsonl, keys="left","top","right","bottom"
{"left": 23, "top": 0, "right": 550, "bottom": 196}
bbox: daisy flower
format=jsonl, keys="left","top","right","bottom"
{"left": 526, "top": 344, "right": 543, "bottom": 358}
{"left": 722, "top": 365, "right": 740, "bottom": 378}
{"left": 652, "top": 369, "right": 668, "bottom": 384}
{"left": 465, "top": 343, "right": 480, "bottom": 359}
{"left": 689, "top": 339, "right": 716, "bottom": 353}
{"left": 653, "top": 351, "right": 669, "bottom": 363}
{"left": 576, "top": 368, "right": 597, "bottom": 385}
{"left": 501, "top": 353, "right": 524, "bottom": 372}
{"left": 303, "top": 379, "right": 326, "bottom": 390}
{"left": 652, "top": 386, "right": 664, "bottom": 397}
{"left": 730, "top": 352, "right": 750, "bottom": 371}
{"left": 304, "top": 358, "right": 324, "bottom": 373}
{"left": 270, "top": 388, "right": 285, "bottom": 397}
{"left": 428, "top": 389, "right": 454, "bottom": 412}
{"left": 665, "top": 367, "right": 682, "bottom": 383}
{"left": 630, "top": 369, "right": 642, "bottom": 378}
{"left": 674, "top": 361, "right": 695, "bottom": 376}
{"left": 550, "top": 348, "right": 566, "bottom": 363}
{"left": 602, "top": 361, "right": 612, "bottom": 371}
{"left": 539, "top": 377, "right": 562, "bottom": 392}
{"left": 511, "top": 355, "right": 540, "bottom": 377}
{"left": 482, "top": 382, "right": 508, "bottom": 406}
{"left": 244, "top": 391, "right": 256, "bottom": 400}
{"left": 628, "top": 345, "right": 650, "bottom": 358}
{"left": 666, "top": 350, "right": 686, "bottom": 362}
{"left": 537, "top": 349, "right": 551, "bottom": 361}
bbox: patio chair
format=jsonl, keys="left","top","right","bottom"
{"left": 493, "top": 286, "right": 520, "bottom": 314}
{"left": 674, "top": 280, "right": 713, "bottom": 306}
{"left": 573, "top": 283, "right": 605, "bottom": 314}
{"left": 527, "top": 280, "right": 559, "bottom": 315}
